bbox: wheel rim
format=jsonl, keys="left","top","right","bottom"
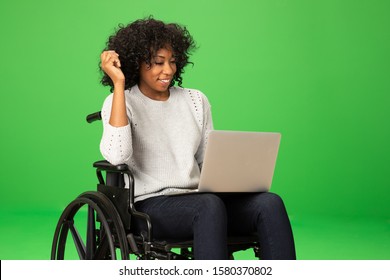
{"left": 51, "top": 197, "right": 117, "bottom": 260}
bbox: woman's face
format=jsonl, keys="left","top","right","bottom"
{"left": 138, "top": 47, "right": 177, "bottom": 100}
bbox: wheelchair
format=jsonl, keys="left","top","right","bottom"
{"left": 51, "top": 112, "right": 260, "bottom": 260}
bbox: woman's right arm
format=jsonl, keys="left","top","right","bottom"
{"left": 99, "top": 51, "right": 133, "bottom": 165}
{"left": 100, "top": 50, "right": 128, "bottom": 127}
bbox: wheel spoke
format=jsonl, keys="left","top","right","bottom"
{"left": 86, "top": 205, "right": 97, "bottom": 259}
{"left": 69, "top": 221, "right": 86, "bottom": 259}
{"left": 94, "top": 233, "right": 109, "bottom": 259}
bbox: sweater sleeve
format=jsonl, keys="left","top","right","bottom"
{"left": 195, "top": 92, "right": 214, "bottom": 168}
{"left": 99, "top": 94, "right": 133, "bottom": 165}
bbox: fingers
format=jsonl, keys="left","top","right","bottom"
{"left": 100, "top": 51, "right": 125, "bottom": 84}
{"left": 101, "top": 50, "right": 121, "bottom": 68}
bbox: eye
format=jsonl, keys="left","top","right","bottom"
{"left": 154, "top": 62, "right": 164, "bottom": 65}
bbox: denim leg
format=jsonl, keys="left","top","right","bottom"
{"left": 134, "top": 193, "right": 228, "bottom": 259}
{"left": 222, "top": 192, "right": 296, "bottom": 260}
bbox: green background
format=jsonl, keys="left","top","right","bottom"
{"left": 0, "top": 0, "right": 389, "bottom": 259}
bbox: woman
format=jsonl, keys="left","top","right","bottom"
{"left": 99, "top": 17, "right": 296, "bottom": 260}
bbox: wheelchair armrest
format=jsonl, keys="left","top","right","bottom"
{"left": 93, "top": 160, "right": 130, "bottom": 187}
{"left": 93, "top": 160, "right": 129, "bottom": 172}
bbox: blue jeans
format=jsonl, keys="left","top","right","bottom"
{"left": 134, "top": 192, "right": 296, "bottom": 260}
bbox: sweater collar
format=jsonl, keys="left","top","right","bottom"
{"left": 132, "top": 84, "right": 176, "bottom": 103}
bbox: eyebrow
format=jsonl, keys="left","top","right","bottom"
{"left": 154, "top": 55, "right": 176, "bottom": 60}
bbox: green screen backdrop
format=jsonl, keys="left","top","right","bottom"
{"left": 0, "top": 0, "right": 389, "bottom": 259}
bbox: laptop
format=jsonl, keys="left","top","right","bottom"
{"left": 169, "top": 130, "right": 281, "bottom": 195}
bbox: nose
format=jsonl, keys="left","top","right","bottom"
{"left": 162, "top": 62, "right": 175, "bottom": 75}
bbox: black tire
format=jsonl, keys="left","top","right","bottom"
{"left": 51, "top": 192, "right": 129, "bottom": 260}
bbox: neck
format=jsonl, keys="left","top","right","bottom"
{"left": 138, "top": 86, "right": 170, "bottom": 101}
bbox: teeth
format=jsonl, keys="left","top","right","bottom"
{"left": 160, "top": 79, "right": 170, "bottom": 83}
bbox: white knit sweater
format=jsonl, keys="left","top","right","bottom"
{"left": 100, "top": 85, "right": 213, "bottom": 202}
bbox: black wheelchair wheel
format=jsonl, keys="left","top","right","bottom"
{"left": 51, "top": 192, "right": 129, "bottom": 260}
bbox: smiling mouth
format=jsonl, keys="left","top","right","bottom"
{"left": 159, "top": 79, "right": 171, "bottom": 84}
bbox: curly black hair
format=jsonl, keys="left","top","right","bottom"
{"left": 100, "top": 17, "right": 196, "bottom": 91}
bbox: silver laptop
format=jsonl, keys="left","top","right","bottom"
{"left": 169, "top": 130, "right": 281, "bottom": 195}
{"left": 198, "top": 130, "right": 281, "bottom": 192}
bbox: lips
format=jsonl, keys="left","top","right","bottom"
{"left": 158, "top": 79, "right": 171, "bottom": 85}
